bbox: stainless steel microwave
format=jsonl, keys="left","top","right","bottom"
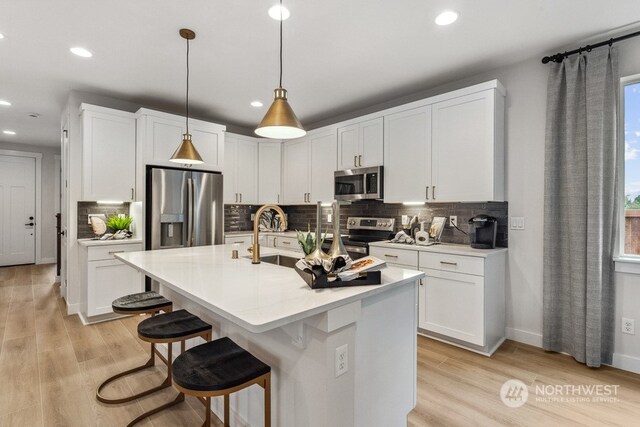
{"left": 334, "top": 166, "right": 383, "bottom": 201}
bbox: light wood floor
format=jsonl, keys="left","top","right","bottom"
{"left": 2, "top": 264, "right": 640, "bottom": 426}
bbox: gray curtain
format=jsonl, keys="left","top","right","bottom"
{"left": 543, "top": 47, "right": 618, "bottom": 367}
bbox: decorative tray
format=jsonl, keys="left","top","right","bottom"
{"left": 294, "top": 264, "right": 382, "bottom": 289}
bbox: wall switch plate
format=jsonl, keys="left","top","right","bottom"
{"left": 250, "top": 213, "right": 255, "bottom": 221}
{"left": 510, "top": 217, "right": 525, "bottom": 230}
{"left": 335, "top": 344, "right": 348, "bottom": 377}
{"left": 327, "top": 213, "right": 332, "bottom": 222}
{"left": 449, "top": 216, "right": 457, "bottom": 227}
{"left": 622, "top": 318, "right": 635, "bottom": 335}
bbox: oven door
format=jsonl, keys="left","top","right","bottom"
{"left": 334, "top": 166, "right": 382, "bottom": 201}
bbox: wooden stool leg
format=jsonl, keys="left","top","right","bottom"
{"left": 224, "top": 394, "right": 230, "bottom": 426}
{"left": 181, "top": 339, "right": 186, "bottom": 354}
{"left": 264, "top": 373, "right": 271, "bottom": 427}
{"left": 204, "top": 396, "right": 212, "bottom": 427}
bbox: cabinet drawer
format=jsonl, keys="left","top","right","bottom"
{"left": 419, "top": 252, "right": 484, "bottom": 276}
{"left": 225, "top": 235, "right": 252, "bottom": 246}
{"left": 370, "top": 247, "right": 418, "bottom": 268}
{"left": 87, "top": 243, "right": 142, "bottom": 261}
{"left": 274, "top": 236, "right": 300, "bottom": 251}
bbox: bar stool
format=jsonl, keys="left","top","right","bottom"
{"left": 172, "top": 337, "right": 271, "bottom": 427}
{"left": 125, "top": 309, "right": 213, "bottom": 426}
{"left": 97, "top": 291, "right": 173, "bottom": 403}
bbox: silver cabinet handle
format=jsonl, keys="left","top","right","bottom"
{"left": 426, "top": 186, "right": 429, "bottom": 200}
{"left": 131, "top": 188, "right": 134, "bottom": 200}
{"left": 240, "top": 193, "right": 242, "bottom": 203}
{"left": 354, "top": 155, "right": 358, "bottom": 167}
{"left": 419, "top": 279, "right": 424, "bottom": 286}
{"left": 384, "top": 254, "right": 398, "bottom": 258}
{"left": 432, "top": 185, "right": 436, "bottom": 199}
{"left": 233, "top": 240, "right": 245, "bottom": 244}
{"left": 358, "top": 155, "right": 362, "bottom": 167}
{"left": 282, "top": 241, "right": 291, "bottom": 245}
{"left": 277, "top": 194, "right": 280, "bottom": 203}
{"left": 440, "top": 261, "right": 457, "bottom": 266}
{"left": 109, "top": 250, "right": 125, "bottom": 254}
{"left": 235, "top": 193, "right": 238, "bottom": 203}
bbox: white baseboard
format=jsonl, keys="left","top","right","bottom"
{"left": 66, "top": 302, "right": 81, "bottom": 315}
{"left": 38, "top": 257, "right": 56, "bottom": 265}
{"left": 505, "top": 327, "right": 543, "bottom": 347}
{"left": 612, "top": 353, "right": 640, "bottom": 374}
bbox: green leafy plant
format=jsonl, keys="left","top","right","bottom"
{"left": 626, "top": 194, "right": 640, "bottom": 210}
{"left": 296, "top": 225, "right": 328, "bottom": 255}
{"left": 106, "top": 215, "right": 133, "bottom": 231}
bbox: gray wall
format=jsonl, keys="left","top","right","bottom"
{"left": 0, "top": 141, "right": 60, "bottom": 263}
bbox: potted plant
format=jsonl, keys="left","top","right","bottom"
{"left": 106, "top": 214, "right": 133, "bottom": 239}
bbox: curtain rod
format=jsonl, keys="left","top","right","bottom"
{"left": 541, "top": 29, "right": 640, "bottom": 64}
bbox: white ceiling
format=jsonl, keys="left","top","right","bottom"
{"left": 1, "top": 0, "right": 639, "bottom": 147}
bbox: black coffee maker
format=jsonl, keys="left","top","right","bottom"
{"left": 468, "top": 215, "right": 498, "bottom": 249}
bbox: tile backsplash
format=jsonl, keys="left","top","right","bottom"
{"left": 77, "top": 202, "right": 131, "bottom": 238}
{"left": 224, "top": 200, "right": 508, "bottom": 247}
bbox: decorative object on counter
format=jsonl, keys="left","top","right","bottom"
{"left": 409, "top": 215, "right": 420, "bottom": 239}
{"left": 415, "top": 222, "right": 430, "bottom": 246}
{"left": 259, "top": 209, "right": 284, "bottom": 231}
{"left": 90, "top": 216, "right": 107, "bottom": 237}
{"left": 170, "top": 28, "right": 204, "bottom": 165}
{"left": 429, "top": 217, "right": 447, "bottom": 242}
{"left": 390, "top": 230, "right": 414, "bottom": 244}
{"left": 294, "top": 255, "right": 384, "bottom": 289}
{"left": 327, "top": 200, "right": 350, "bottom": 260}
{"left": 106, "top": 214, "right": 133, "bottom": 239}
{"left": 302, "top": 202, "right": 331, "bottom": 267}
{"left": 254, "top": 0, "right": 306, "bottom": 139}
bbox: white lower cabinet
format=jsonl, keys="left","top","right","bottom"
{"left": 418, "top": 250, "right": 505, "bottom": 355}
{"left": 81, "top": 242, "right": 143, "bottom": 318}
{"left": 274, "top": 236, "right": 301, "bottom": 252}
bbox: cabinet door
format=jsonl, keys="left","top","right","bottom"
{"left": 87, "top": 259, "right": 143, "bottom": 316}
{"left": 223, "top": 136, "right": 238, "bottom": 203}
{"left": 147, "top": 115, "right": 185, "bottom": 165}
{"left": 337, "top": 124, "right": 359, "bottom": 170}
{"left": 309, "top": 131, "right": 337, "bottom": 203}
{"left": 282, "top": 139, "right": 310, "bottom": 204}
{"left": 236, "top": 139, "right": 258, "bottom": 204}
{"left": 258, "top": 142, "right": 282, "bottom": 204}
{"left": 383, "top": 106, "right": 431, "bottom": 203}
{"left": 191, "top": 123, "right": 224, "bottom": 171}
{"left": 431, "top": 90, "right": 495, "bottom": 202}
{"left": 82, "top": 110, "right": 136, "bottom": 201}
{"left": 359, "top": 117, "right": 383, "bottom": 167}
{"left": 419, "top": 268, "right": 484, "bottom": 346}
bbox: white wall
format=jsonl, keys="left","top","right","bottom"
{"left": 0, "top": 141, "right": 60, "bottom": 264}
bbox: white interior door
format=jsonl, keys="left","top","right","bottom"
{"left": 0, "top": 154, "right": 36, "bottom": 266}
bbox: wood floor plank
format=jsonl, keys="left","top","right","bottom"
{"left": 4, "top": 300, "right": 36, "bottom": 340}
{"left": 0, "top": 403, "right": 43, "bottom": 427}
{"left": 0, "top": 336, "right": 40, "bottom": 418}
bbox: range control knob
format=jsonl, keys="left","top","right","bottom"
{"left": 348, "top": 220, "right": 356, "bottom": 225}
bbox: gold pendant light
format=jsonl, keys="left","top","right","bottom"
{"left": 170, "top": 28, "right": 204, "bottom": 164}
{"left": 255, "top": 0, "right": 306, "bottom": 139}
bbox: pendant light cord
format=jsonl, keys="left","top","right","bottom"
{"left": 186, "top": 37, "right": 190, "bottom": 134}
{"left": 279, "top": 0, "right": 283, "bottom": 88}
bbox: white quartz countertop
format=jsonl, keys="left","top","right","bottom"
{"left": 78, "top": 238, "right": 142, "bottom": 247}
{"left": 116, "top": 244, "right": 424, "bottom": 333}
{"left": 369, "top": 241, "right": 508, "bottom": 258}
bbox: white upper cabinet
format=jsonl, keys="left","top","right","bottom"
{"left": 337, "top": 117, "right": 383, "bottom": 170}
{"left": 80, "top": 104, "right": 136, "bottom": 202}
{"left": 282, "top": 138, "right": 310, "bottom": 205}
{"left": 282, "top": 129, "right": 337, "bottom": 205}
{"left": 258, "top": 141, "right": 282, "bottom": 204}
{"left": 309, "top": 129, "right": 338, "bottom": 203}
{"left": 383, "top": 106, "right": 432, "bottom": 204}
{"left": 383, "top": 80, "right": 505, "bottom": 203}
{"left": 136, "top": 108, "right": 225, "bottom": 172}
{"left": 431, "top": 89, "right": 505, "bottom": 202}
{"left": 223, "top": 133, "right": 258, "bottom": 204}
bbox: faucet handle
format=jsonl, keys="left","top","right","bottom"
{"left": 247, "top": 247, "right": 253, "bottom": 253}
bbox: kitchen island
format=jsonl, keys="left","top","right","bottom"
{"left": 117, "top": 244, "right": 424, "bottom": 427}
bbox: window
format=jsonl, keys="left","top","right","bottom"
{"left": 622, "top": 77, "right": 640, "bottom": 256}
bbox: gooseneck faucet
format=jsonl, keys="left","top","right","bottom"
{"left": 252, "top": 204, "right": 288, "bottom": 264}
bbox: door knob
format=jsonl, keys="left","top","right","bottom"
{"left": 29, "top": 216, "right": 34, "bottom": 220}
{"left": 25, "top": 222, "right": 34, "bottom": 226}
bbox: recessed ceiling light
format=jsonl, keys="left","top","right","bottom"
{"left": 3, "top": 130, "right": 16, "bottom": 135}
{"left": 250, "top": 101, "right": 264, "bottom": 108}
{"left": 70, "top": 47, "right": 93, "bottom": 58}
{"left": 0, "top": 99, "right": 11, "bottom": 106}
{"left": 435, "top": 10, "right": 458, "bottom": 26}
{"left": 268, "top": 4, "right": 290, "bottom": 21}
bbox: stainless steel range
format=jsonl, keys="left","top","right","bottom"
{"left": 323, "top": 217, "right": 395, "bottom": 259}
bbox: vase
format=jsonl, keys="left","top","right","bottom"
{"left": 305, "top": 202, "right": 331, "bottom": 264}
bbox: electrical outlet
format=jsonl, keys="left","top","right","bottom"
{"left": 250, "top": 213, "right": 255, "bottom": 221}
{"left": 335, "top": 344, "right": 348, "bottom": 377}
{"left": 328, "top": 213, "right": 332, "bottom": 222}
{"left": 622, "top": 318, "right": 635, "bottom": 335}
{"left": 449, "top": 216, "right": 457, "bottom": 227}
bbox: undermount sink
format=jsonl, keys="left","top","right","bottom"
{"left": 253, "top": 254, "right": 299, "bottom": 268}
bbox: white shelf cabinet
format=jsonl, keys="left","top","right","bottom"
{"left": 80, "top": 242, "right": 143, "bottom": 318}
{"left": 418, "top": 250, "right": 505, "bottom": 355}
{"left": 282, "top": 129, "right": 337, "bottom": 205}
{"left": 258, "top": 141, "right": 282, "bottom": 204}
{"left": 337, "top": 117, "right": 383, "bottom": 170}
{"left": 383, "top": 81, "right": 505, "bottom": 203}
{"left": 136, "top": 108, "right": 225, "bottom": 172}
{"left": 80, "top": 104, "right": 137, "bottom": 202}
{"left": 224, "top": 133, "right": 258, "bottom": 204}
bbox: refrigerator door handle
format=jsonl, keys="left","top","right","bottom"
{"left": 187, "top": 177, "right": 195, "bottom": 247}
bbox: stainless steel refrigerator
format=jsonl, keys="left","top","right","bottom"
{"left": 146, "top": 167, "right": 224, "bottom": 251}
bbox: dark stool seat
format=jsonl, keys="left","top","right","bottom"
{"left": 112, "top": 291, "right": 172, "bottom": 314}
{"left": 138, "top": 309, "right": 212, "bottom": 341}
{"left": 172, "top": 337, "right": 271, "bottom": 427}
